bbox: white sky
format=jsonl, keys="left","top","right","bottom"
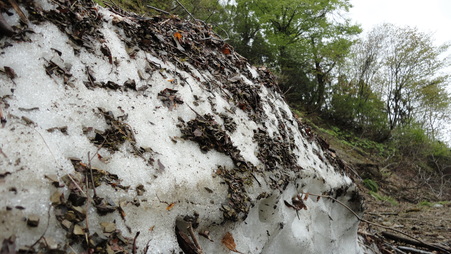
{"left": 348, "top": 0, "right": 451, "bottom": 46}
{"left": 348, "top": 0, "right": 451, "bottom": 144}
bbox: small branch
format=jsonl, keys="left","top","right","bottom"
{"left": 383, "top": 231, "right": 449, "bottom": 253}
{"left": 187, "top": 224, "right": 203, "bottom": 254}
{"left": 87, "top": 151, "right": 97, "bottom": 198}
{"left": 133, "top": 231, "right": 140, "bottom": 254}
{"left": 66, "top": 174, "right": 87, "bottom": 197}
{"left": 27, "top": 206, "right": 52, "bottom": 252}
{"left": 146, "top": 5, "right": 170, "bottom": 15}
{"left": 174, "top": 0, "right": 196, "bottom": 21}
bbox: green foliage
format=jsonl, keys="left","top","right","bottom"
{"left": 228, "top": 0, "right": 361, "bottom": 111}
{"left": 369, "top": 191, "right": 398, "bottom": 205}
{"left": 319, "top": 124, "right": 392, "bottom": 157}
{"left": 418, "top": 200, "right": 450, "bottom": 207}
{"left": 328, "top": 77, "right": 390, "bottom": 140}
{"left": 363, "top": 179, "right": 378, "bottom": 192}
{"left": 390, "top": 124, "right": 431, "bottom": 158}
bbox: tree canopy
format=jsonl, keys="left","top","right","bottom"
{"left": 105, "top": 0, "right": 450, "bottom": 145}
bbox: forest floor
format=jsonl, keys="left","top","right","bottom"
{"left": 308, "top": 118, "right": 451, "bottom": 254}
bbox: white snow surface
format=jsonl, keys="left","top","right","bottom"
{"left": 0, "top": 1, "right": 366, "bottom": 253}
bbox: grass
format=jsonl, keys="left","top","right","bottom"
{"left": 370, "top": 191, "right": 398, "bottom": 206}
{"left": 418, "top": 200, "right": 450, "bottom": 207}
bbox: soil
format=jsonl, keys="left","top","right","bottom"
{"left": 308, "top": 120, "right": 451, "bottom": 253}
{"left": 360, "top": 187, "right": 451, "bottom": 253}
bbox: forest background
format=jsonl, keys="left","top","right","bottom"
{"left": 100, "top": 0, "right": 451, "bottom": 201}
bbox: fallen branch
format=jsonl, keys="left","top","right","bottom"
{"left": 397, "top": 246, "right": 434, "bottom": 254}
{"left": 382, "top": 231, "right": 448, "bottom": 253}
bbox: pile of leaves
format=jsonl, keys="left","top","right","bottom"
{"left": 6, "top": 158, "right": 136, "bottom": 253}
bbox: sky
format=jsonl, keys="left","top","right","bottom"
{"left": 347, "top": 0, "right": 451, "bottom": 46}
{"left": 347, "top": 0, "right": 451, "bottom": 144}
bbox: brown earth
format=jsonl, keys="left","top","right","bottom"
{"left": 308, "top": 120, "right": 451, "bottom": 254}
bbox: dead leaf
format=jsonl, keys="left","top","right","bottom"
{"left": 199, "top": 230, "right": 213, "bottom": 242}
{"left": 303, "top": 193, "right": 309, "bottom": 201}
{"left": 3, "top": 66, "right": 17, "bottom": 79}
{"left": 173, "top": 32, "right": 183, "bottom": 42}
{"left": 1, "top": 235, "right": 16, "bottom": 254}
{"left": 172, "top": 32, "right": 185, "bottom": 51}
{"left": 157, "top": 159, "right": 165, "bottom": 171}
{"left": 100, "top": 44, "right": 113, "bottom": 64}
{"left": 166, "top": 202, "right": 175, "bottom": 211}
{"left": 292, "top": 195, "right": 307, "bottom": 210}
{"left": 175, "top": 226, "right": 199, "bottom": 254}
{"left": 0, "top": 105, "right": 5, "bottom": 128}
{"left": 284, "top": 200, "right": 295, "bottom": 209}
{"left": 193, "top": 128, "right": 203, "bottom": 137}
{"left": 221, "top": 44, "right": 231, "bottom": 55}
{"left": 221, "top": 232, "right": 242, "bottom": 253}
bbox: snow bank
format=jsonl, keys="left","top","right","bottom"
{"left": 0, "top": 1, "right": 365, "bottom": 253}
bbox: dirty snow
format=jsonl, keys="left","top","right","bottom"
{"left": 0, "top": 1, "right": 365, "bottom": 253}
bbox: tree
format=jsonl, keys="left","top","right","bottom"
{"left": 416, "top": 79, "right": 451, "bottom": 140}
{"left": 228, "top": 0, "right": 361, "bottom": 111}
{"left": 370, "top": 24, "right": 450, "bottom": 130}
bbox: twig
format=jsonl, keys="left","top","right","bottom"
{"left": 146, "top": 5, "right": 170, "bottom": 15}
{"left": 187, "top": 224, "right": 203, "bottom": 253}
{"left": 185, "top": 103, "right": 204, "bottom": 119}
{"left": 174, "top": 0, "right": 196, "bottom": 21}
{"left": 84, "top": 155, "right": 91, "bottom": 250}
{"left": 397, "top": 246, "right": 434, "bottom": 254}
{"left": 301, "top": 192, "right": 451, "bottom": 254}
{"left": 66, "top": 173, "right": 87, "bottom": 197}
{"left": 133, "top": 231, "right": 140, "bottom": 254}
{"left": 383, "top": 231, "right": 448, "bottom": 253}
{"left": 87, "top": 151, "right": 97, "bottom": 198}
{"left": 27, "top": 206, "right": 52, "bottom": 252}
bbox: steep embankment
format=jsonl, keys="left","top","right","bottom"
{"left": 1, "top": 1, "right": 365, "bottom": 253}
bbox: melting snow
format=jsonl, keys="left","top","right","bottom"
{"left": 0, "top": 0, "right": 367, "bottom": 253}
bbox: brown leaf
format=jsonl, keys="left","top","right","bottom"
{"left": 173, "top": 32, "right": 183, "bottom": 42}
{"left": 175, "top": 226, "right": 199, "bottom": 254}
{"left": 1, "top": 235, "right": 16, "bottom": 254}
{"left": 292, "top": 196, "right": 307, "bottom": 210}
{"left": 166, "top": 202, "right": 175, "bottom": 211}
{"left": 221, "top": 44, "right": 231, "bottom": 55}
{"left": 3, "top": 66, "right": 17, "bottom": 79}
{"left": 284, "top": 200, "right": 295, "bottom": 209}
{"left": 222, "top": 232, "right": 241, "bottom": 253}
{"left": 100, "top": 44, "right": 113, "bottom": 64}
{"left": 303, "top": 193, "right": 309, "bottom": 201}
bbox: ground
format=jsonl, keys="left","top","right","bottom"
{"left": 305, "top": 117, "right": 451, "bottom": 253}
